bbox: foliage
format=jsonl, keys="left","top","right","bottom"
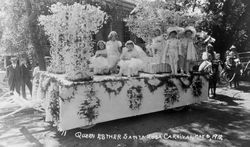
{"left": 78, "top": 85, "right": 101, "bottom": 123}
{"left": 163, "top": 79, "right": 180, "bottom": 109}
{"left": 126, "top": 0, "right": 205, "bottom": 43}
{"left": 101, "top": 80, "right": 126, "bottom": 96}
{"left": 39, "top": 2, "right": 107, "bottom": 80}
{"left": 198, "top": 0, "right": 249, "bottom": 54}
{"left": 192, "top": 76, "right": 203, "bottom": 97}
{"left": 0, "top": 0, "right": 29, "bottom": 55}
{"left": 127, "top": 86, "right": 143, "bottom": 110}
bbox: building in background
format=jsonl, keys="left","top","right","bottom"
{"left": 94, "top": 0, "right": 137, "bottom": 45}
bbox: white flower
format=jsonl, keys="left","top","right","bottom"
{"left": 39, "top": 2, "right": 107, "bottom": 79}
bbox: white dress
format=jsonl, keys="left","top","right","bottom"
{"left": 90, "top": 50, "right": 109, "bottom": 74}
{"left": 186, "top": 38, "right": 198, "bottom": 61}
{"left": 150, "top": 36, "right": 164, "bottom": 63}
{"left": 118, "top": 46, "right": 146, "bottom": 76}
{"left": 179, "top": 38, "right": 188, "bottom": 57}
{"left": 106, "top": 40, "right": 122, "bottom": 68}
{"left": 162, "top": 38, "right": 180, "bottom": 74}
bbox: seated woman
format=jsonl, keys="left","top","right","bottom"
{"left": 117, "top": 40, "right": 147, "bottom": 77}
{"left": 90, "top": 40, "right": 109, "bottom": 75}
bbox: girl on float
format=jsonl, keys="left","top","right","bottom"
{"left": 90, "top": 40, "right": 109, "bottom": 75}
{"left": 149, "top": 28, "right": 165, "bottom": 63}
{"left": 162, "top": 27, "right": 180, "bottom": 75}
{"left": 184, "top": 26, "right": 198, "bottom": 74}
{"left": 106, "top": 31, "right": 122, "bottom": 73}
{"left": 117, "top": 40, "right": 147, "bottom": 77}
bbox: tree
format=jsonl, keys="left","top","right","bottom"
{"left": 0, "top": 0, "right": 29, "bottom": 56}
{"left": 199, "top": 0, "right": 249, "bottom": 57}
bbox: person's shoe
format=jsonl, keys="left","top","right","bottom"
{"left": 10, "top": 92, "right": 14, "bottom": 95}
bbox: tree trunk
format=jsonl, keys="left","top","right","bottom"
{"left": 24, "top": 0, "right": 46, "bottom": 71}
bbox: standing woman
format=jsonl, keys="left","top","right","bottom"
{"left": 184, "top": 26, "right": 198, "bottom": 73}
{"left": 106, "top": 31, "right": 122, "bottom": 73}
{"left": 162, "top": 27, "right": 180, "bottom": 75}
{"left": 149, "top": 28, "right": 164, "bottom": 63}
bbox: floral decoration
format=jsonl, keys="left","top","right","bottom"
{"left": 100, "top": 80, "right": 126, "bottom": 96}
{"left": 77, "top": 85, "right": 101, "bottom": 123}
{"left": 127, "top": 86, "right": 143, "bottom": 110}
{"left": 163, "top": 79, "right": 180, "bottom": 109}
{"left": 192, "top": 76, "right": 203, "bottom": 97}
{"left": 48, "top": 82, "right": 60, "bottom": 122}
{"left": 39, "top": 2, "right": 108, "bottom": 80}
{"left": 144, "top": 78, "right": 165, "bottom": 93}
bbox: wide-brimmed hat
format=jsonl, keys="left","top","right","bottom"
{"left": 167, "top": 26, "right": 183, "bottom": 36}
{"left": 207, "top": 43, "right": 213, "bottom": 48}
{"left": 184, "top": 26, "right": 196, "bottom": 37}
{"left": 230, "top": 45, "right": 236, "bottom": 50}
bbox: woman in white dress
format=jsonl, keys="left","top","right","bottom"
{"left": 118, "top": 40, "right": 147, "bottom": 77}
{"left": 106, "top": 31, "right": 122, "bottom": 73}
{"left": 90, "top": 40, "right": 109, "bottom": 75}
{"left": 184, "top": 26, "right": 198, "bottom": 73}
{"left": 162, "top": 27, "right": 180, "bottom": 74}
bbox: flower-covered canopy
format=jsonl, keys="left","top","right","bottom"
{"left": 39, "top": 2, "right": 107, "bottom": 49}
{"left": 39, "top": 2, "right": 107, "bottom": 80}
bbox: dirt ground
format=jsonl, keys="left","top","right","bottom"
{"left": 0, "top": 80, "right": 250, "bottom": 147}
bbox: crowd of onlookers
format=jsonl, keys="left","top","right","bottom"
{"left": 1, "top": 55, "right": 51, "bottom": 99}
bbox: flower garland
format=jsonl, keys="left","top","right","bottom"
{"left": 59, "top": 84, "right": 78, "bottom": 103}
{"left": 177, "top": 73, "right": 204, "bottom": 97}
{"left": 192, "top": 76, "right": 203, "bottom": 97}
{"left": 48, "top": 82, "right": 60, "bottom": 122}
{"left": 144, "top": 78, "right": 165, "bottom": 93}
{"left": 39, "top": 2, "right": 108, "bottom": 80}
{"left": 32, "top": 72, "right": 41, "bottom": 97}
{"left": 77, "top": 84, "right": 101, "bottom": 123}
{"left": 163, "top": 79, "right": 180, "bottom": 109}
{"left": 100, "top": 80, "right": 126, "bottom": 96}
{"left": 177, "top": 74, "right": 195, "bottom": 92}
{"left": 127, "top": 86, "right": 143, "bottom": 110}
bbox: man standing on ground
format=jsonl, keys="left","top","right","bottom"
{"left": 6, "top": 57, "right": 21, "bottom": 95}
{"left": 20, "top": 58, "right": 32, "bottom": 99}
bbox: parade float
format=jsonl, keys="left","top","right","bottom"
{"left": 33, "top": 1, "right": 210, "bottom": 131}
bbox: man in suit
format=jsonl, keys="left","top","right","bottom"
{"left": 7, "top": 57, "right": 21, "bottom": 95}
{"left": 20, "top": 58, "right": 32, "bottom": 99}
